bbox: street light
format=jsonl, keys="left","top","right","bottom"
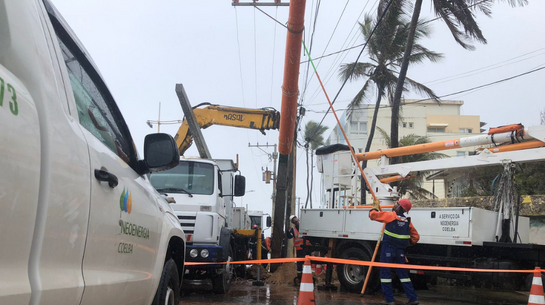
{"left": 241, "top": 190, "right": 255, "bottom": 208}
{"left": 146, "top": 102, "right": 183, "bottom": 132}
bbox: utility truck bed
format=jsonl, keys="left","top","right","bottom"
{"left": 299, "top": 207, "right": 529, "bottom": 247}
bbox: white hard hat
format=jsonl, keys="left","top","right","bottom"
{"left": 289, "top": 215, "right": 297, "bottom": 221}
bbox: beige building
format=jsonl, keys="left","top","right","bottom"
{"left": 326, "top": 99, "right": 486, "bottom": 201}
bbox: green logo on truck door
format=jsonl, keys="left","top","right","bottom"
{"left": 120, "top": 188, "right": 132, "bottom": 214}
{"left": 0, "top": 77, "right": 19, "bottom": 116}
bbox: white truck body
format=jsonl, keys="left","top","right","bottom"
{"left": 300, "top": 207, "right": 530, "bottom": 247}
{"left": 0, "top": 1, "right": 186, "bottom": 304}
{"left": 302, "top": 128, "right": 545, "bottom": 292}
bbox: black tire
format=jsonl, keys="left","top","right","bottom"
{"left": 336, "top": 246, "right": 379, "bottom": 293}
{"left": 212, "top": 247, "right": 234, "bottom": 294}
{"left": 152, "top": 259, "right": 180, "bottom": 305}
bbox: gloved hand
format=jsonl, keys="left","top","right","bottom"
{"left": 372, "top": 199, "right": 380, "bottom": 210}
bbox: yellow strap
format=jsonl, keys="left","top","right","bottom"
{"left": 384, "top": 230, "right": 410, "bottom": 239}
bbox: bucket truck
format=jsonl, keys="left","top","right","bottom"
{"left": 299, "top": 124, "right": 545, "bottom": 292}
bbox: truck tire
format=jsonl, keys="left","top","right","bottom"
{"left": 337, "top": 247, "right": 379, "bottom": 293}
{"left": 212, "top": 247, "right": 234, "bottom": 294}
{"left": 152, "top": 259, "right": 180, "bottom": 305}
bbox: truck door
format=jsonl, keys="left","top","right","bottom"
{"left": 53, "top": 27, "right": 162, "bottom": 304}
{"left": 0, "top": 51, "right": 41, "bottom": 305}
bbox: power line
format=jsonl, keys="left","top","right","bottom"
{"left": 301, "top": 0, "right": 491, "bottom": 64}
{"left": 317, "top": 0, "right": 395, "bottom": 127}
{"left": 305, "top": 64, "right": 545, "bottom": 113}
{"left": 424, "top": 48, "right": 545, "bottom": 86}
{"left": 305, "top": 0, "right": 377, "bottom": 107}
{"left": 300, "top": 0, "right": 322, "bottom": 106}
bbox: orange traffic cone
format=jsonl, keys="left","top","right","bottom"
{"left": 297, "top": 258, "right": 315, "bottom": 305}
{"left": 529, "top": 267, "right": 545, "bottom": 305}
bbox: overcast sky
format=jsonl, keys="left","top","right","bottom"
{"left": 50, "top": 0, "right": 545, "bottom": 229}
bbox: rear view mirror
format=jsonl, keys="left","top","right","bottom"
{"left": 266, "top": 216, "right": 271, "bottom": 228}
{"left": 234, "top": 175, "right": 246, "bottom": 197}
{"left": 143, "top": 133, "right": 180, "bottom": 173}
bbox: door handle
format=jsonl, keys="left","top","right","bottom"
{"left": 94, "top": 169, "right": 118, "bottom": 188}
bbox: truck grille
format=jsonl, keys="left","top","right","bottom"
{"left": 178, "top": 215, "right": 196, "bottom": 235}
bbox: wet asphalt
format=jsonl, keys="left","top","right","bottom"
{"left": 181, "top": 279, "right": 530, "bottom": 305}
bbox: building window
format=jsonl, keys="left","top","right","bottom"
{"left": 350, "top": 121, "right": 367, "bottom": 134}
{"left": 460, "top": 128, "right": 473, "bottom": 133}
{"left": 427, "top": 127, "right": 446, "bottom": 133}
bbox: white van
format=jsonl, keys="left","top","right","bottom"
{"left": 0, "top": 0, "right": 186, "bottom": 304}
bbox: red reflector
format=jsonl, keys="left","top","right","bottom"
{"left": 463, "top": 241, "right": 472, "bottom": 245}
{"left": 342, "top": 235, "right": 348, "bottom": 238}
{"left": 417, "top": 271, "right": 424, "bottom": 275}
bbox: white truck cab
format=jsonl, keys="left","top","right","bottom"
{"left": 149, "top": 158, "right": 246, "bottom": 294}
{"left": 0, "top": 1, "right": 186, "bottom": 304}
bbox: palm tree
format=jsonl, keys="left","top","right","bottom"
{"left": 390, "top": 0, "right": 527, "bottom": 151}
{"left": 376, "top": 127, "right": 448, "bottom": 198}
{"left": 303, "top": 121, "right": 328, "bottom": 208}
{"left": 339, "top": 0, "right": 442, "bottom": 203}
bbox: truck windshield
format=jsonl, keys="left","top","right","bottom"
{"left": 150, "top": 162, "right": 214, "bottom": 195}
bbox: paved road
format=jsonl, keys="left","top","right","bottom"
{"left": 181, "top": 279, "right": 530, "bottom": 304}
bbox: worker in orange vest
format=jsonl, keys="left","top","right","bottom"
{"left": 286, "top": 215, "right": 310, "bottom": 285}
{"left": 370, "top": 199, "right": 420, "bottom": 305}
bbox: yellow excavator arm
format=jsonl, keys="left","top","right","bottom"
{"left": 174, "top": 103, "right": 280, "bottom": 156}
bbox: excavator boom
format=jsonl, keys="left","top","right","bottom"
{"left": 174, "top": 103, "right": 280, "bottom": 156}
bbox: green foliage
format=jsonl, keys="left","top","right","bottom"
{"left": 457, "top": 162, "right": 545, "bottom": 197}
{"left": 515, "top": 163, "right": 545, "bottom": 195}
{"left": 304, "top": 121, "right": 328, "bottom": 150}
{"left": 376, "top": 127, "right": 448, "bottom": 199}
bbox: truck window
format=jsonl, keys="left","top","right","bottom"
{"left": 150, "top": 162, "right": 214, "bottom": 195}
{"left": 51, "top": 22, "right": 135, "bottom": 165}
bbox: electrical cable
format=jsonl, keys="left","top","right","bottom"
{"left": 254, "top": 8, "right": 259, "bottom": 108}
{"left": 270, "top": 7, "right": 279, "bottom": 106}
{"left": 300, "top": 0, "right": 322, "bottom": 106}
{"left": 425, "top": 48, "right": 545, "bottom": 86}
{"left": 301, "top": 0, "right": 491, "bottom": 64}
{"left": 317, "top": 0, "right": 394, "bottom": 127}
{"left": 305, "top": 0, "right": 377, "bottom": 107}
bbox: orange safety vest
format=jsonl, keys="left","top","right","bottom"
{"left": 293, "top": 227, "right": 311, "bottom": 251}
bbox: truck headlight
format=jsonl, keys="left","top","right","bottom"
{"left": 190, "top": 249, "right": 198, "bottom": 258}
{"left": 201, "top": 249, "right": 209, "bottom": 258}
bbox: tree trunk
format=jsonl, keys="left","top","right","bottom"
{"left": 390, "top": 0, "right": 423, "bottom": 154}
{"left": 360, "top": 86, "right": 384, "bottom": 204}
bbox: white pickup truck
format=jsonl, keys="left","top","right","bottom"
{"left": 0, "top": 1, "right": 186, "bottom": 304}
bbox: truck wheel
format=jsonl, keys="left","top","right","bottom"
{"left": 212, "top": 247, "right": 234, "bottom": 294}
{"left": 336, "top": 247, "right": 378, "bottom": 293}
{"left": 152, "top": 259, "right": 180, "bottom": 305}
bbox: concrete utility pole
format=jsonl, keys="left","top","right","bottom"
{"left": 271, "top": 0, "right": 306, "bottom": 268}
{"left": 175, "top": 84, "right": 211, "bottom": 159}
{"left": 248, "top": 143, "right": 278, "bottom": 219}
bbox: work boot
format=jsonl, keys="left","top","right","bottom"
{"left": 405, "top": 301, "right": 420, "bottom": 305}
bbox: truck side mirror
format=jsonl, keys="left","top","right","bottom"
{"left": 143, "top": 133, "right": 180, "bottom": 173}
{"left": 266, "top": 216, "right": 271, "bottom": 228}
{"left": 234, "top": 175, "right": 246, "bottom": 197}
